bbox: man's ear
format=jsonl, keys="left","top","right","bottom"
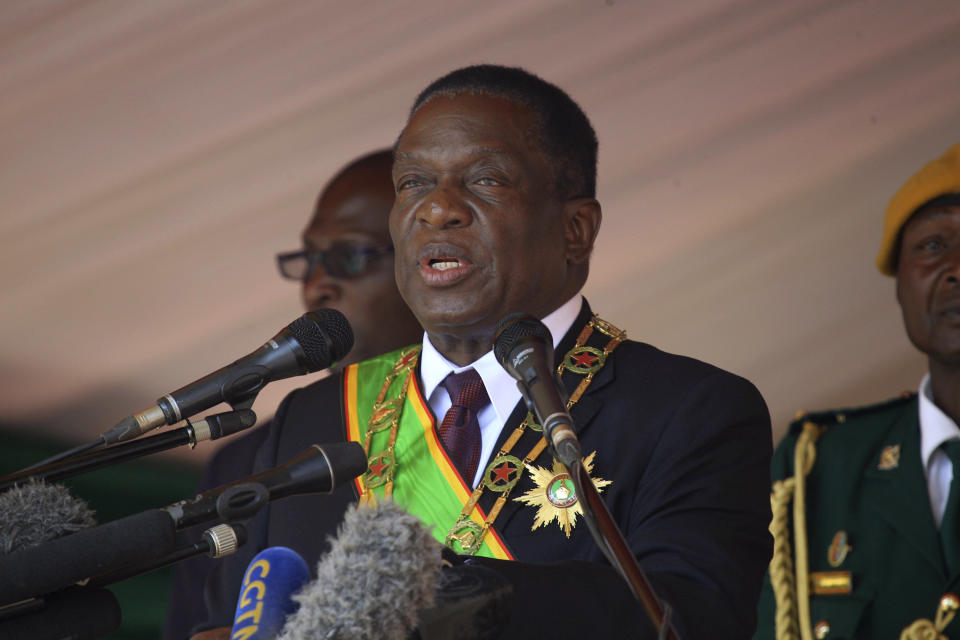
{"left": 563, "top": 198, "right": 602, "bottom": 264}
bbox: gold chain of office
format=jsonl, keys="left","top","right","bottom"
{"left": 357, "top": 315, "right": 626, "bottom": 555}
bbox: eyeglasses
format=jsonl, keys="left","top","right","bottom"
{"left": 276, "top": 244, "right": 394, "bottom": 281}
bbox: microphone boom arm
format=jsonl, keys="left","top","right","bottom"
{"left": 0, "top": 410, "right": 257, "bottom": 492}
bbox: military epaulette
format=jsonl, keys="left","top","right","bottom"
{"left": 787, "top": 391, "right": 917, "bottom": 436}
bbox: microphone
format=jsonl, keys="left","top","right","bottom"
{"left": 0, "top": 480, "right": 116, "bottom": 635}
{"left": 0, "top": 443, "right": 365, "bottom": 605}
{"left": 88, "top": 522, "right": 247, "bottom": 589}
{"left": 231, "top": 547, "right": 311, "bottom": 640}
{"left": 0, "top": 507, "right": 177, "bottom": 605}
{"left": 277, "top": 499, "right": 442, "bottom": 640}
{"left": 493, "top": 313, "right": 582, "bottom": 468}
{"left": 0, "top": 480, "right": 95, "bottom": 555}
{"left": 165, "top": 442, "right": 367, "bottom": 530}
{"left": 102, "top": 308, "right": 354, "bottom": 444}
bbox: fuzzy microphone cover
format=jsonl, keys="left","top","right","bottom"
{"left": 277, "top": 498, "right": 441, "bottom": 640}
{"left": 0, "top": 480, "right": 96, "bottom": 554}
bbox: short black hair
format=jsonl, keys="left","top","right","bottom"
{"left": 406, "top": 64, "right": 598, "bottom": 199}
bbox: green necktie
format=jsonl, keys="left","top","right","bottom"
{"left": 940, "top": 439, "right": 960, "bottom": 575}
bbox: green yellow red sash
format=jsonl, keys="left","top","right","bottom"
{"left": 343, "top": 347, "right": 513, "bottom": 560}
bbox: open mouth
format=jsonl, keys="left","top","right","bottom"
{"left": 417, "top": 245, "right": 475, "bottom": 286}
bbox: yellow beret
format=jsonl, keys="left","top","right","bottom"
{"left": 877, "top": 141, "right": 960, "bottom": 276}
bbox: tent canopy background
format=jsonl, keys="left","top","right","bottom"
{"left": 2, "top": 0, "right": 959, "bottom": 460}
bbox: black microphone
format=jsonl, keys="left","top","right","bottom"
{"left": 88, "top": 523, "right": 247, "bottom": 589}
{"left": 0, "top": 443, "right": 365, "bottom": 605}
{"left": 165, "top": 442, "right": 367, "bottom": 529}
{"left": 493, "top": 313, "right": 582, "bottom": 468}
{"left": 0, "top": 507, "right": 177, "bottom": 605}
{"left": 102, "top": 308, "right": 354, "bottom": 444}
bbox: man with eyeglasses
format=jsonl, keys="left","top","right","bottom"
{"left": 278, "top": 149, "right": 422, "bottom": 365}
{"left": 163, "top": 149, "right": 421, "bottom": 640}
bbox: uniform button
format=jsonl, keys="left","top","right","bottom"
{"left": 814, "top": 620, "right": 830, "bottom": 639}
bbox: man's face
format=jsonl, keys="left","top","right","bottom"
{"left": 896, "top": 205, "right": 960, "bottom": 366}
{"left": 389, "top": 93, "right": 575, "bottom": 343}
{"left": 302, "top": 165, "right": 422, "bottom": 365}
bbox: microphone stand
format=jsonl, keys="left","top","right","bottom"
{"left": 566, "top": 457, "right": 679, "bottom": 640}
{"left": 493, "top": 314, "right": 679, "bottom": 638}
{"left": 0, "top": 409, "right": 256, "bottom": 491}
{"left": 88, "top": 523, "right": 247, "bottom": 588}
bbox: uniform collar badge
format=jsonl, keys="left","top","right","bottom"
{"left": 878, "top": 444, "right": 901, "bottom": 471}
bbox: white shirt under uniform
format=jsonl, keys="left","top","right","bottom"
{"left": 919, "top": 373, "right": 960, "bottom": 527}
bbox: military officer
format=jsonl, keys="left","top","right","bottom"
{"left": 755, "top": 141, "right": 960, "bottom": 640}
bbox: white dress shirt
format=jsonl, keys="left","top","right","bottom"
{"left": 919, "top": 373, "right": 960, "bottom": 528}
{"left": 419, "top": 294, "right": 583, "bottom": 488}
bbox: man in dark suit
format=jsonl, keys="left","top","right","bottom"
{"left": 754, "top": 142, "right": 960, "bottom": 640}
{"left": 163, "top": 149, "right": 422, "bottom": 640}
{"left": 191, "top": 64, "right": 772, "bottom": 640}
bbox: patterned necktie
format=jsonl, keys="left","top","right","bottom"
{"left": 940, "top": 439, "right": 960, "bottom": 575}
{"left": 438, "top": 369, "right": 489, "bottom": 484}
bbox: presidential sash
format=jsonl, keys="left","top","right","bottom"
{"left": 343, "top": 346, "right": 513, "bottom": 560}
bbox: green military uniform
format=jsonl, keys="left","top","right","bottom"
{"left": 754, "top": 140, "right": 960, "bottom": 640}
{"left": 754, "top": 394, "right": 960, "bottom": 640}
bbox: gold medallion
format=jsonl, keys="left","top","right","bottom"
{"left": 390, "top": 347, "right": 420, "bottom": 375}
{"left": 878, "top": 444, "right": 901, "bottom": 470}
{"left": 363, "top": 451, "right": 395, "bottom": 489}
{"left": 514, "top": 451, "right": 612, "bottom": 538}
{"left": 483, "top": 455, "right": 523, "bottom": 493}
{"left": 445, "top": 517, "right": 484, "bottom": 555}
{"left": 368, "top": 398, "right": 402, "bottom": 432}
{"left": 563, "top": 346, "right": 606, "bottom": 374}
{"left": 590, "top": 316, "right": 627, "bottom": 340}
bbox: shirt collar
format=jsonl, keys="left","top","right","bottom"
{"left": 419, "top": 294, "right": 584, "bottom": 423}
{"left": 919, "top": 372, "right": 960, "bottom": 471}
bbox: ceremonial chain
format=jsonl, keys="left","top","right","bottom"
{"left": 446, "top": 315, "right": 625, "bottom": 554}
{"left": 357, "top": 345, "right": 420, "bottom": 504}
{"left": 356, "top": 316, "right": 626, "bottom": 553}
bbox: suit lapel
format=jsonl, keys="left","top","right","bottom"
{"left": 862, "top": 404, "right": 944, "bottom": 578}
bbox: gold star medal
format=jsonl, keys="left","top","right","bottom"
{"left": 514, "top": 451, "right": 611, "bottom": 538}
